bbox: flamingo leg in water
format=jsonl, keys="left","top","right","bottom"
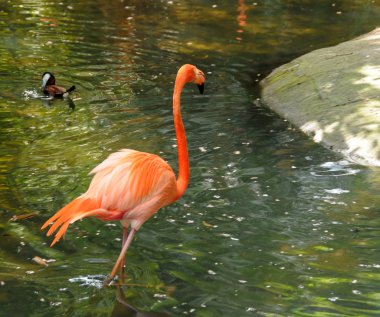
{"left": 120, "top": 227, "right": 128, "bottom": 282}
{"left": 104, "top": 228, "right": 136, "bottom": 286}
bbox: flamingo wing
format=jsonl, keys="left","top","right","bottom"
{"left": 87, "top": 149, "right": 177, "bottom": 217}
{"left": 42, "top": 149, "right": 177, "bottom": 246}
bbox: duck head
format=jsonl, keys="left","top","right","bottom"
{"left": 41, "top": 72, "right": 56, "bottom": 89}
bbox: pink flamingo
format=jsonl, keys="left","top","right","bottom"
{"left": 41, "top": 64, "right": 205, "bottom": 285}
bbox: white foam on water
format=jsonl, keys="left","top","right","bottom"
{"left": 324, "top": 188, "right": 350, "bottom": 194}
{"left": 68, "top": 274, "right": 106, "bottom": 289}
{"left": 311, "top": 160, "right": 361, "bottom": 176}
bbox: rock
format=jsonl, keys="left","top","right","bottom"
{"left": 260, "top": 28, "right": 380, "bottom": 167}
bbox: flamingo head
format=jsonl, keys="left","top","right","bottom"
{"left": 193, "top": 67, "right": 205, "bottom": 94}
{"left": 178, "top": 64, "right": 205, "bottom": 94}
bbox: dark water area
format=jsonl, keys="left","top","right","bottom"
{"left": 1, "top": 0, "right": 380, "bottom": 316}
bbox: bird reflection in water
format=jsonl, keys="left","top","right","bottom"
{"left": 40, "top": 96, "right": 76, "bottom": 110}
{"left": 111, "top": 286, "right": 170, "bottom": 317}
{"left": 23, "top": 89, "right": 76, "bottom": 110}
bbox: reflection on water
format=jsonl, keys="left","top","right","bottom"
{"left": 0, "top": 0, "right": 380, "bottom": 316}
{"left": 112, "top": 287, "right": 170, "bottom": 317}
{"left": 23, "top": 88, "right": 77, "bottom": 110}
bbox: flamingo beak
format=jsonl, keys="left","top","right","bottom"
{"left": 197, "top": 83, "right": 204, "bottom": 94}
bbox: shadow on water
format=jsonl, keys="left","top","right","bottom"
{"left": 112, "top": 287, "right": 170, "bottom": 317}
{"left": 40, "top": 97, "right": 76, "bottom": 111}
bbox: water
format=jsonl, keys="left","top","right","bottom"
{"left": 1, "top": 0, "right": 380, "bottom": 316}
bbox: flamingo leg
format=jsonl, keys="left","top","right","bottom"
{"left": 120, "top": 227, "right": 128, "bottom": 282}
{"left": 104, "top": 228, "right": 136, "bottom": 286}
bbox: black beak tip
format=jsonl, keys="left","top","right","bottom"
{"left": 197, "top": 83, "right": 204, "bottom": 94}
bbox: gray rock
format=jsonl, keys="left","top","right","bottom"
{"left": 260, "top": 28, "right": 380, "bottom": 167}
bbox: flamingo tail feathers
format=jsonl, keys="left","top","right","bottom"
{"left": 41, "top": 197, "right": 108, "bottom": 247}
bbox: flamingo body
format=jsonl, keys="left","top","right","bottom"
{"left": 41, "top": 64, "right": 205, "bottom": 285}
{"left": 42, "top": 150, "right": 177, "bottom": 246}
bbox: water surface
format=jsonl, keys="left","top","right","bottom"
{"left": 1, "top": 1, "right": 380, "bottom": 316}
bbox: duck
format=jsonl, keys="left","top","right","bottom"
{"left": 41, "top": 72, "right": 75, "bottom": 98}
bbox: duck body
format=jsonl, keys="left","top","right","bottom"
{"left": 42, "top": 72, "right": 75, "bottom": 98}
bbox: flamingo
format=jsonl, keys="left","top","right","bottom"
{"left": 41, "top": 64, "right": 205, "bottom": 285}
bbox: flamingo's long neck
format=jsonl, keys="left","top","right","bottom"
{"left": 173, "top": 75, "right": 189, "bottom": 200}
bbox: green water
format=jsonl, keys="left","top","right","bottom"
{"left": 1, "top": 0, "right": 380, "bottom": 316}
